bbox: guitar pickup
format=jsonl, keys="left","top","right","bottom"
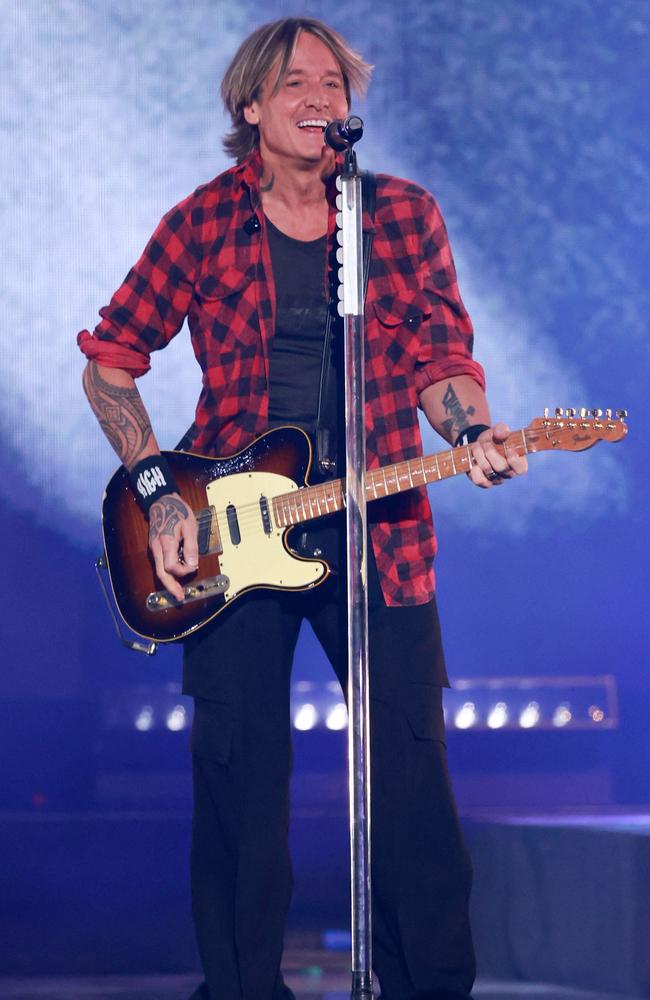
{"left": 259, "top": 495, "right": 272, "bottom": 534}
{"left": 146, "top": 574, "right": 230, "bottom": 611}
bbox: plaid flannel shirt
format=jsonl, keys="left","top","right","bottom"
{"left": 78, "top": 150, "right": 485, "bottom": 606}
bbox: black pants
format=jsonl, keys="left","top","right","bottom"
{"left": 183, "top": 549, "right": 475, "bottom": 1000}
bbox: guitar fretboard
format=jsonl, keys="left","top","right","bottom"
{"left": 272, "top": 429, "right": 531, "bottom": 527}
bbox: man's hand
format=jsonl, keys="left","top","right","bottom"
{"left": 466, "top": 422, "right": 528, "bottom": 489}
{"left": 148, "top": 494, "right": 199, "bottom": 601}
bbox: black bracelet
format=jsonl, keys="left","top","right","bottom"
{"left": 454, "top": 424, "right": 490, "bottom": 448}
{"left": 129, "top": 455, "right": 180, "bottom": 513}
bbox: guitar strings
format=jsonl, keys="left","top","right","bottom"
{"left": 183, "top": 425, "right": 604, "bottom": 533}
{"left": 185, "top": 446, "right": 509, "bottom": 530}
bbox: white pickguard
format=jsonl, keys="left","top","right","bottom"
{"left": 206, "top": 471, "right": 326, "bottom": 602}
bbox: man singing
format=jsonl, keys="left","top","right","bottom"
{"left": 79, "top": 17, "right": 527, "bottom": 1000}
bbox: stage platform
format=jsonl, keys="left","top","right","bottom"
{"left": 2, "top": 809, "right": 649, "bottom": 997}
{"left": 0, "top": 965, "right": 637, "bottom": 1000}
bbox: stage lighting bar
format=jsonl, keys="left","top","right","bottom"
{"left": 447, "top": 675, "right": 618, "bottom": 731}
{"left": 286, "top": 675, "right": 618, "bottom": 733}
{"left": 104, "top": 674, "right": 618, "bottom": 734}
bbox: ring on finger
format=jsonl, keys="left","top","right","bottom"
{"left": 486, "top": 470, "right": 500, "bottom": 482}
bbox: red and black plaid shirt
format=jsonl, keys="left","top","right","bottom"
{"left": 78, "top": 150, "right": 485, "bottom": 606}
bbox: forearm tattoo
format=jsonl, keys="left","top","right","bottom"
{"left": 440, "top": 383, "right": 476, "bottom": 442}
{"left": 83, "top": 362, "right": 152, "bottom": 469}
{"left": 148, "top": 496, "right": 189, "bottom": 544}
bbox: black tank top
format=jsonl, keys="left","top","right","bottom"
{"left": 265, "top": 217, "right": 343, "bottom": 565}
{"left": 266, "top": 217, "right": 328, "bottom": 435}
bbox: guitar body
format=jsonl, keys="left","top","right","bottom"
{"left": 102, "top": 426, "right": 329, "bottom": 643}
{"left": 101, "top": 411, "right": 627, "bottom": 645}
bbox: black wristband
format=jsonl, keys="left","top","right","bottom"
{"left": 454, "top": 424, "right": 490, "bottom": 448}
{"left": 129, "top": 455, "right": 180, "bottom": 513}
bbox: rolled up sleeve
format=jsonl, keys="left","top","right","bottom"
{"left": 415, "top": 195, "right": 485, "bottom": 399}
{"left": 77, "top": 200, "right": 198, "bottom": 378}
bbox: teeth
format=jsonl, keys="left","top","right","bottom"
{"left": 297, "top": 119, "right": 328, "bottom": 128}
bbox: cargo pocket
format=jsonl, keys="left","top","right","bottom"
{"left": 189, "top": 698, "right": 234, "bottom": 764}
{"left": 401, "top": 684, "right": 446, "bottom": 744}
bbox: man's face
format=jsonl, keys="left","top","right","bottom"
{"left": 244, "top": 31, "right": 349, "bottom": 168}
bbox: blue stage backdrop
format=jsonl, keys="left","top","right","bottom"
{"left": 1, "top": 2, "right": 647, "bottom": 795}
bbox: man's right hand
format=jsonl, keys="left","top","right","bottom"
{"left": 148, "top": 493, "right": 199, "bottom": 602}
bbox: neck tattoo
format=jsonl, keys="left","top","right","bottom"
{"left": 260, "top": 172, "right": 275, "bottom": 193}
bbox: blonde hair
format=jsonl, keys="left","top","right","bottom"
{"left": 221, "top": 17, "right": 373, "bottom": 162}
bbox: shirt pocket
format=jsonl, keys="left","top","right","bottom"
{"left": 194, "top": 264, "right": 256, "bottom": 302}
{"left": 370, "top": 287, "right": 433, "bottom": 371}
{"left": 192, "top": 265, "right": 259, "bottom": 361}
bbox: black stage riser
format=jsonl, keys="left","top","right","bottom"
{"left": 1, "top": 811, "right": 649, "bottom": 997}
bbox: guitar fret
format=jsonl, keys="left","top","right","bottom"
{"left": 449, "top": 450, "right": 457, "bottom": 475}
{"left": 520, "top": 429, "right": 528, "bottom": 454}
{"left": 420, "top": 456, "right": 427, "bottom": 484}
{"left": 434, "top": 454, "right": 441, "bottom": 480}
{"left": 407, "top": 462, "right": 414, "bottom": 488}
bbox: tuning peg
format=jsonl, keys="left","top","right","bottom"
{"left": 605, "top": 408, "right": 612, "bottom": 419}
{"left": 543, "top": 407, "right": 549, "bottom": 418}
{"left": 592, "top": 408, "right": 603, "bottom": 419}
{"left": 579, "top": 408, "right": 588, "bottom": 418}
{"left": 555, "top": 407, "right": 564, "bottom": 417}
{"left": 566, "top": 408, "right": 576, "bottom": 418}
{"left": 616, "top": 409, "right": 628, "bottom": 420}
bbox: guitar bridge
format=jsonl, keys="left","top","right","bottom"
{"left": 146, "top": 574, "right": 230, "bottom": 611}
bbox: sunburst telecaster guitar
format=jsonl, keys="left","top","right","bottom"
{"left": 100, "top": 409, "right": 627, "bottom": 643}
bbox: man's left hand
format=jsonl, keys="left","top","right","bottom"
{"left": 466, "top": 422, "right": 528, "bottom": 489}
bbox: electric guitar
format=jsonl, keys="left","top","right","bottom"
{"left": 100, "top": 411, "right": 627, "bottom": 643}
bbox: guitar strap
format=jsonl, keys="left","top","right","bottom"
{"left": 315, "top": 170, "right": 376, "bottom": 478}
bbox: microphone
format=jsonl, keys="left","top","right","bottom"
{"left": 243, "top": 213, "right": 261, "bottom": 235}
{"left": 324, "top": 116, "right": 364, "bottom": 151}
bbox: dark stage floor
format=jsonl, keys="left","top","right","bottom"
{"left": 0, "top": 949, "right": 635, "bottom": 1000}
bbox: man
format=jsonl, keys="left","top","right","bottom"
{"left": 79, "top": 17, "right": 527, "bottom": 1000}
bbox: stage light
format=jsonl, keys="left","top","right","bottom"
{"left": 553, "top": 703, "right": 572, "bottom": 727}
{"left": 519, "top": 701, "right": 540, "bottom": 729}
{"left": 326, "top": 703, "right": 348, "bottom": 731}
{"left": 487, "top": 702, "right": 508, "bottom": 729}
{"left": 294, "top": 703, "right": 319, "bottom": 731}
{"left": 455, "top": 702, "right": 478, "bottom": 729}
{"left": 589, "top": 705, "right": 605, "bottom": 723}
{"left": 134, "top": 706, "right": 154, "bottom": 732}
{"left": 166, "top": 705, "right": 187, "bottom": 732}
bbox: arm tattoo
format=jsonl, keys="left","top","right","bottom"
{"left": 441, "top": 383, "right": 475, "bottom": 441}
{"left": 83, "top": 361, "right": 152, "bottom": 469}
{"left": 149, "top": 497, "right": 189, "bottom": 543}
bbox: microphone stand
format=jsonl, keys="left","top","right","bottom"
{"left": 332, "top": 126, "right": 375, "bottom": 1000}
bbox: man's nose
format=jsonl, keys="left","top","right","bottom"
{"left": 304, "top": 87, "right": 327, "bottom": 110}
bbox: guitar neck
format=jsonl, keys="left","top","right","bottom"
{"left": 272, "top": 428, "right": 532, "bottom": 528}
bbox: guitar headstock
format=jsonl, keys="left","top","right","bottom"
{"left": 525, "top": 408, "right": 628, "bottom": 452}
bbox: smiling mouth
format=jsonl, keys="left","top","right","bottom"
{"left": 296, "top": 119, "right": 329, "bottom": 132}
